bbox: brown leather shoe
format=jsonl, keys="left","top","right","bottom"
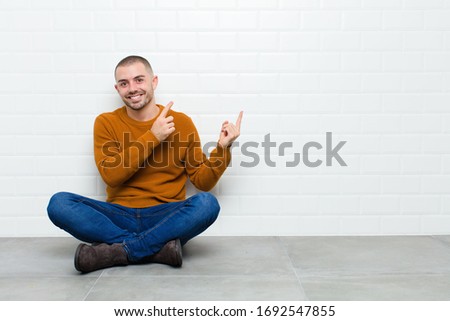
{"left": 74, "top": 243, "right": 129, "bottom": 273}
{"left": 139, "top": 239, "right": 182, "bottom": 267}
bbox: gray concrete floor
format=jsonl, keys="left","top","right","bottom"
{"left": 1, "top": 236, "right": 450, "bottom": 301}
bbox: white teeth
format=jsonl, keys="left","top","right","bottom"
{"left": 129, "top": 94, "right": 142, "bottom": 101}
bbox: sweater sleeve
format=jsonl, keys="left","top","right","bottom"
{"left": 93, "top": 115, "right": 161, "bottom": 188}
{"left": 184, "top": 120, "right": 231, "bottom": 191}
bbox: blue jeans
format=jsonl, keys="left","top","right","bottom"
{"left": 47, "top": 192, "right": 220, "bottom": 262}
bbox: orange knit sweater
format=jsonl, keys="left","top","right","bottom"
{"left": 93, "top": 105, "right": 231, "bottom": 208}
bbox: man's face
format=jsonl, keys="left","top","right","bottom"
{"left": 114, "top": 62, "right": 158, "bottom": 111}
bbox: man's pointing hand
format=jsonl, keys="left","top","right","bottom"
{"left": 151, "top": 101, "right": 175, "bottom": 142}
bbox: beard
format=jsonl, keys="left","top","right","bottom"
{"left": 123, "top": 90, "right": 153, "bottom": 111}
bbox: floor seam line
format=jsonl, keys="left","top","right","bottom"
{"left": 278, "top": 236, "right": 309, "bottom": 301}
{"left": 82, "top": 270, "right": 104, "bottom": 301}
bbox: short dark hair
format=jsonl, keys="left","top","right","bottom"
{"left": 115, "top": 55, "right": 153, "bottom": 78}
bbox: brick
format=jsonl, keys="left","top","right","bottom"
{"left": 422, "top": 176, "right": 450, "bottom": 194}
{"left": 425, "top": 53, "right": 450, "bottom": 72}
{"left": 0, "top": 0, "right": 28, "bottom": 9}
{"left": 199, "top": 33, "right": 236, "bottom": 50}
{"left": 179, "top": 11, "right": 217, "bottom": 29}
{"left": 404, "top": 31, "right": 443, "bottom": 50}
{"left": 342, "top": 53, "right": 382, "bottom": 72}
{"left": 0, "top": 33, "right": 32, "bottom": 52}
{"left": 199, "top": 0, "right": 236, "bottom": 8}
{"left": 16, "top": 177, "right": 57, "bottom": 196}
{"left": 383, "top": 94, "right": 424, "bottom": 112}
{"left": 300, "top": 53, "right": 340, "bottom": 72}
{"left": 380, "top": 135, "right": 420, "bottom": 154}
{"left": 179, "top": 53, "right": 218, "bottom": 72}
{"left": 343, "top": 11, "right": 382, "bottom": 30}
{"left": 382, "top": 176, "right": 421, "bottom": 194}
{"left": 297, "top": 176, "right": 342, "bottom": 194}
{"left": 260, "top": 11, "right": 300, "bottom": 30}
{"left": 341, "top": 215, "right": 381, "bottom": 235}
{"left": 238, "top": 0, "right": 277, "bottom": 9}
{"left": 320, "top": 115, "right": 361, "bottom": 133}
{"left": 381, "top": 216, "right": 421, "bottom": 234}
{"left": 362, "top": 31, "right": 403, "bottom": 51}
{"left": 56, "top": 176, "right": 98, "bottom": 196}
{"left": 361, "top": 155, "right": 401, "bottom": 174}
{"left": 53, "top": 54, "right": 95, "bottom": 73}
{"left": 323, "top": 0, "right": 361, "bottom": 8}
{"left": 363, "top": 0, "right": 402, "bottom": 9}
{"left": 361, "top": 196, "right": 400, "bottom": 212}
{"left": 157, "top": 32, "right": 197, "bottom": 50}
{"left": 93, "top": 11, "right": 135, "bottom": 31}
{"left": 238, "top": 32, "right": 279, "bottom": 51}
{"left": 15, "top": 135, "right": 55, "bottom": 156}
{"left": 403, "top": 74, "right": 443, "bottom": 93}
{"left": 219, "top": 11, "right": 258, "bottom": 30}
{"left": 281, "top": 32, "right": 320, "bottom": 51}
{"left": 319, "top": 196, "right": 360, "bottom": 214}
{"left": 383, "top": 53, "right": 423, "bottom": 72}
{"left": 155, "top": 0, "right": 196, "bottom": 8}
{"left": 342, "top": 94, "right": 382, "bottom": 113}
{"left": 75, "top": 33, "right": 115, "bottom": 52}
{"left": 281, "top": 196, "right": 319, "bottom": 214}
{"left": 0, "top": 11, "right": 53, "bottom": 31}
{"left": 280, "top": 74, "right": 320, "bottom": 93}
{"left": 281, "top": 0, "right": 320, "bottom": 9}
{"left": 0, "top": 74, "right": 33, "bottom": 94}
{"left": 404, "top": 0, "right": 444, "bottom": 9}
{"left": 320, "top": 74, "right": 361, "bottom": 93}
{"left": 54, "top": 12, "right": 93, "bottom": 31}
{"left": 362, "top": 115, "right": 402, "bottom": 133}
{"left": 240, "top": 196, "right": 281, "bottom": 215}
{"left": 425, "top": 10, "right": 450, "bottom": 30}
{"left": 321, "top": 32, "right": 361, "bottom": 50}
{"left": 402, "top": 156, "right": 441, "bottom": 174}
{"left": 362, "top": 74, "right": 402, "bottom": 93}
{"left": 219, "top": 54, "right": 258, "bottom": 72}
{"left": 422, "top": 216, "right": 450, "bottom": 234}
{"left": 301, "top": 11, "right": 341, "bottom": 30}
{"left": 0, "top": 54, "right": 52, "bottom": 73}
{"left": 402, "top": 114, "right": 443, "bottom": 133}
{"left": 156, "top": 73, "right": 198, "bottom": 93}
{"left": 136, "top": 11, "right": 177, "bottom": 30}
{"left": 423, "top": 136, "right": 450, "bottom": 153}
{"left": 199, "top": 74, "right": 238, "bottom": 93}
{"left": 115, "top": 0, "right": 155, "bottom": 9}
{"left": 383, "top": 11, "right": 424, "bottom": 30}
{"left": 261, "top": 53, "right": 299, "bottom": 72}
{"left": 239, "top": 73, "right": 279, "bottom": 92}
{"left": 219, "top": 176, "right": 261, "bottom": 196}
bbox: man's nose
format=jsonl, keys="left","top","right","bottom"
{"left": 128, "top": 81, "right": 138, "bottom": 92}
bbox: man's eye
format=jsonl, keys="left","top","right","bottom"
{"left": 136, "top": 78, "right": 143, "bottom": 83}
{"left": 119, "top": 82, "right": 127, "bottom": 87}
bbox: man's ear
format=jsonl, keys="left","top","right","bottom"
{"left": 152, "top": 75, "right": 159, "bottom": 90}
{"left": 114, "top": 84, "right": 119, "bottom": 92}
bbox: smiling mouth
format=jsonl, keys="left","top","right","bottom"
{"left": 127, "top": 93, "right": 143, "bottom": 102}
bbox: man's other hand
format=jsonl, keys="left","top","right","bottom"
{"left": 218, "top": 111, "right": 243, "bottom": 148}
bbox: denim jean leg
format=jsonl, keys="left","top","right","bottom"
{"left": 123, "top": 192, "right": 220, "bottom": 262}
{"left": 47, "top": 191, "right": 137, "bottom": 245}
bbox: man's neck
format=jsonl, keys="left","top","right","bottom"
{"left": 125, "top": 102, "right": 159, "bottom": 122}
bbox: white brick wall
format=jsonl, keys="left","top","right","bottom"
{"left": 1, "top": 0, "right": 450, "bottom": 236}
